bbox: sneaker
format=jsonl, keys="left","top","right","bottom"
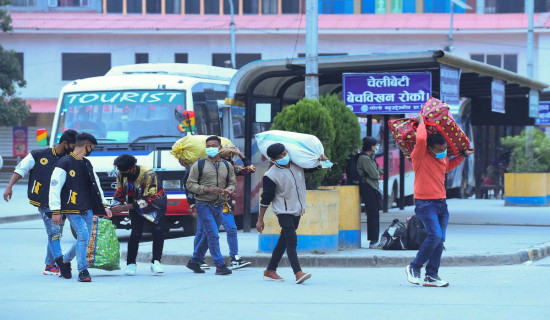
{"left": 405, "top": 265, "right": 421, "bottom": 285}
{"left": 125, "top": 264, "right": 136, "bottom": 276}
{"left": 43, "top": 264, "right": 60, "bottom": 276}
{"left": 215, "top": 265, "right": 232, "bottom": 275}
{"left": 151, "top": 260, "right": 164, "bottom": 274}
{"left": 78, "top": 269, "right": 92, "bottom": 282}
{"left": 230, "top": 255, "right": 252, "bottom": 270}
{"left": 369, "top": 242, "right": 382, "bottom": 249}
{"left": 200, "top": 261, "right": 210, "bottom": 270}
{"left": 295, "top": 271, "right": 312, "bottom": 284}
{"left": 263, "top": 270, "right": 284, "bottom": 282}
{"left": 423, "top": 274, "right": 449, "bottom": 287}
{"left": 186, "top": 261, "right": 205, "bottom": 274}
{"left": 55, "top": 256, "right": 72, "bottom": 279}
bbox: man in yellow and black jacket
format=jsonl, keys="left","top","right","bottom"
{"left": 3, "top": 129, "right": 77, "bottom": 277}
{"left": 48, "top": 132, "right": 112, "bottom": 282}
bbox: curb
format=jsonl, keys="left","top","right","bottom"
{"left": 0, "top": 213, "right": 41, "bottom": 224}
{"left": 124, "top": 241, "right": 550, "bottom": 268}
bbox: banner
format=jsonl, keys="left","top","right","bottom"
{"left": 491, "top": 79, "right": 505, "bottom": 114}
{"left": 440, "top": 65, "right": 461, "bottom": 109}
{"left": 343, "top": 72, "right": 432, "bottom": 115}
{"left": 13, "top": 127, "right": 28, "bottom": 157}
{"left": 535, "top": 101, "right": 550, "bottom": 125}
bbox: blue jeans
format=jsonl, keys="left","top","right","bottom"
{"left": 64, "top": 210, "right": 94, "bottom": 273}
{"left": 38, "top": 207, "right": 64, "bottom": 265}
{"left": 410, "top": 200, "right": 449, "bottom": 277}
{"left": 191, "top": 201, "right": 225, "bottom": 267}
{"left": 194, "top": 211, "right": 239, "bottom": 259}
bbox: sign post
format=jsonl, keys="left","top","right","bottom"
{"left": 13, "top": 127, "right": 28, "bottom": 157}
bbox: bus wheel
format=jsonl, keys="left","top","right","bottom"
{"left": 182, "top": 215, "right": 197, "bottom": 237}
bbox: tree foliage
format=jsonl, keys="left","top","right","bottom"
{"left": 319, "top": 94, "right": 361, "bottom": 186}
{"left": 0, "top": 1, "right": 30, "bottom": 126}
{"left": 500, "top": 129, "right": 550, "bottom": 173}
{"left": 271, "top": 98, "right": 336, "bottom": 189}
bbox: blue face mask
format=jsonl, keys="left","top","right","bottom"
{"left": 375, "top": 145, "right": 380, "bottom": 152}
{"left": 434, "top": 149, "right": 447, "bottom": 159}
{"left": 205, "top": 147, "right": 219, "bottom": 158}
{"left": 275, "top": 154, "right": 290, "bottom": 166}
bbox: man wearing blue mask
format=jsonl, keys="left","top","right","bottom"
{"left": 405, "top": 115, "right": 474, "bottom": 287}
{"left": 185, "top": 136, "right": 236, "bottom": 276}
{"left": 257, "top": 143, "right": 327, "bottom": 284}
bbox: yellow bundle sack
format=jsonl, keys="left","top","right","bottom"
{"left": 171, "top": 135, "right": 232, "bottom": 165}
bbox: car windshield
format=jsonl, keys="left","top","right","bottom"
{"left": 58, "top": 90, "right": 185, "bottom": 143}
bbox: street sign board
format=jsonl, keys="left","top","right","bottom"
{"left": 529, "top": 89, "right": 540, "bottom": 118}
{"left": 491, "top": 79, "right": 505, "bottom": 114}
{"left": 535, "top": 101, "right": 550, "bottom": 125}
{"left": 440, "top": 64, "right": 461, "bottom": 110}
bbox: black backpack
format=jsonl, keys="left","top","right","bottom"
{"left": 380, "top": 219, "right": 408, "bottom": 250}
{"left": 406, "top": 215, "right": 427, "bottom": 250}
{"left": 346, "top": 152, "right": 366, "bottom": 185}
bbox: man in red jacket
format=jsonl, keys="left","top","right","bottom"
{"left": 405, "top": 115, "right": 474, "bottom": 287}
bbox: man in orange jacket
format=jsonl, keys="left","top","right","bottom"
{"left": 405, "top": 115, "right": 474, "bottom": 287}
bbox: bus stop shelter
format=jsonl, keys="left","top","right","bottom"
{"left": 225, "top": 50, "right": 548, "bottom": 230}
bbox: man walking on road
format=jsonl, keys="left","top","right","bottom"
{"left": 185, "top": 136, "right": 236, "bottom": 276}
{"left": 256, "top": 143, "right": 327, "bottom": 284}
{"left": 48, "top": 132, "right": 112, "bottom": 282}
{"left": 405, "top": 115, "right": 474, "bottom": 287}
{"left": 3, "top": 129, "right": 77, "bottom": 276}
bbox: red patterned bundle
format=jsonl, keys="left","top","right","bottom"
{"left": 421, "top": 97, "right": 470, "bottom": 156}
{"left": 387, "top": 118, "right": 418, "bottom": 159}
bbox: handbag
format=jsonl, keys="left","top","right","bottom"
{"left": 138, "top": 191, "right": 167, "bottom": 224}
{"left": 86, "top": 216, "right": 120, "bottom": 270}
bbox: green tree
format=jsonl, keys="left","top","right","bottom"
{"left": 271, "top": 98, "right": 336, "bottom": 189}
{"left": 500, "top": 129, "right": 550, "bottom": 173}
{"left": 0, "top": 0, "right": 30, "bottom": 126}
{"left": 319, "top": 94, "right": 361, "bottom": 185}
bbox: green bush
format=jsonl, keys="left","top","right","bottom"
{"left": 271, "top": 98, "right": 335, "bottom": 189}
{"left": 319, "top": 94, "right": 361, "bottom": 186}
{"left": 500, "top": 129, "right": 550, "bottom": 173}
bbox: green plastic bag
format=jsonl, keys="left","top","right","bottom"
{"left": 86, "top": 216, "right": 120, "bottom": 271}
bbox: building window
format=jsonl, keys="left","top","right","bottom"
{"left": 243, "top": 0, "right": 259, "bottom": 14}
{"left": 175, "top": 53, "right": 188, "bottom": 63}
{"left": 186, "top": 0, "right": 200, "bottom": 13}
{"left": 128, "top": 0, "right": 142, "bottom": 13}
{"left": 62, "top": 53, "right": 111, "bottom": 81}
{"left": 11, "top": 0, "right": 36, "bottom": 6}
{"left": 470, "top": 54, "right": 518, "bottom": 73}
{"left": 56, "top": 0, "right": 89, "bottom": 7}
{"left": 282, "top": 0, "right": 299, "bottom": 13}
{"left": 223, "top": 0, "right": 239, "bottom": 14}
{"left": 205, "top": 0, "right": 220, "bottom": 14}
{"left": 262, "top": 0, "right": 277, "bottom": 14}
{"left": 166, "top": 0, "right": 182, "bottom": 13}
{"left": 146, "top": 0, "right": 161, "bottom": 13}
{"left": 107, "top": 0, "right": 123, "bottom": 13}
{"left": 135, "top": 53, "right": 149, "bottom": 64}
{"left": 320, "top": 0, "right": 354, "bottom": 14}
{"left": 15, "top": 52, "right": 24, "bottom": 76}
{"left": 212, "top": 53, "right": 261, "bottom": 69}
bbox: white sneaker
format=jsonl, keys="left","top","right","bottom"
{"left": 125, "top": 264, "right": 136, "bottom": 276}
{"left": 151, "top": 260, "right": 164, "bottom": 274}
{"left": 423, "top": 274, "right": 449, "bottom": 287}
{"left": 200, "top": 263, "right": 210, "bottom": 270}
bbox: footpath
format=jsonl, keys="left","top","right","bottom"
{"left": 2, "top": 184, "right": 549, "bottom": 267}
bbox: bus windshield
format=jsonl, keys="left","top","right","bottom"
{"left": 58, "top": 90, "right": 185, "bottom": 143}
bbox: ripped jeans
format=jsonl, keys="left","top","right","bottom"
{"left": 38, "top": 207, "right": 64, "bottom": 265}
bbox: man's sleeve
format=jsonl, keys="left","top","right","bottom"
{"left": 113, "top": 175, "right": 127, "bottom": 205}
{"left": 260, "top": 176, "right": 276, "bottom": 208}
{"left": 14, "top": 153, "right": 35, "bottom": 177}
{"left": 186, "top": 162, "right": 205, "bottom": 194}
{"left": 358, "top": 156, "right": 380, "bottom": 180}
{"left": 49, "top": 167, "right": 67, "bottom": 214}
{"left": 446, "top": 155, "right": 465, "bottom": 173}
{"left": 411, "top": 122, "right": 427, "bottom": 161}
{"left": 134, "top": 170, "right": 161, "bottom": 210}
{"left": 227, "top": 162, "right": 236, "bottom": 192}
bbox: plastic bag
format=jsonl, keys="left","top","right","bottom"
{"left": 86, "top": 216, "right": 120, "bottom": 271}
{"left": 170, "top": 135, "right": 232, "bottom": 165}
{"left": 255, "top": 130, "right": 332, "bottom": 169}
{"left": 387, "top": 118, "right": 418, "bottom": 159}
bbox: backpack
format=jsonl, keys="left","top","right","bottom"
{"left": 380, "top": 219, "right": 408, "bottom": 250}
{"left": 406, "top": 215, "right": 427, "bottom": 250}
{"left": 346, "top": 152, "right": 366, "bottom": 185}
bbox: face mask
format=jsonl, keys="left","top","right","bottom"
{"left": 275, "top": 154, "right": 290, "bottom": 166}
{"left": 85, "top": 145, "right": 93, "bottom": 157}
{"left": 205, "top": 147, "right": 219, "bottom": 158}
{"left": 434, "top": 149, "right": 447, "bottom": 159}
{"left": 374, "top": 145, "right": 380, "bottom": 152}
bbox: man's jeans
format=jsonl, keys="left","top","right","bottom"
{"left": 64, "top": 210, "right": 93, "bottom": 272}
{"left": 194, "top": 210, "right": 239, "bottom": 259}
{"left": 38, "top": 207, "right": 64, "bottom": 265}
{"left": 410, "top": 200, "right": 449, "bottom": 277}
{"left": 191, "top": 201, "right": 225, "bottom": 267}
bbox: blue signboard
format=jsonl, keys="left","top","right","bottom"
{"left": 343, "top": 72, "right": 431, "bottom": 115}
{"left": 440, "top": 64, "right": 461, "bottom": 107}
{"left": 491, "top": 79, "right": 505, "bottom": 114}
{"left": 535, "top": 101, "right": 550, "bottom": 125}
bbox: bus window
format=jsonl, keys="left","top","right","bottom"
{"left": 231, "top": 106, "right": 245, "bottom": 139}
{"left": 192, "top": 82, "right": 221, "bottom": 135}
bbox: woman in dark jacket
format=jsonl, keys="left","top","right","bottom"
{"left": 357, "top": 137, "right": 384, "bottom": 249}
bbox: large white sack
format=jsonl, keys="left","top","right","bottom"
{"left": 255, "top": 130, "right": 333, "bottom": 169}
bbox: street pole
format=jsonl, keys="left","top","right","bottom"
{"left": 305, "top": 0, "right": 319, "bottom": 99}
{"left": 227, "top": 0, "right": 236, "bottom": 69}
{"left": 526, "top": 0, "right": 534, "bottom": 158}
{"left": 448, "top": 1, "right": 454, "bottom": 52}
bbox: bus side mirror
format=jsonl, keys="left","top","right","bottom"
{"left": 36, "top": 128, "right": 49, "bottom": 146}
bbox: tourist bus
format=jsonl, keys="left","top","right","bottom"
{"left": 49, "top": 63, "right": 254, "bottom": 235}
